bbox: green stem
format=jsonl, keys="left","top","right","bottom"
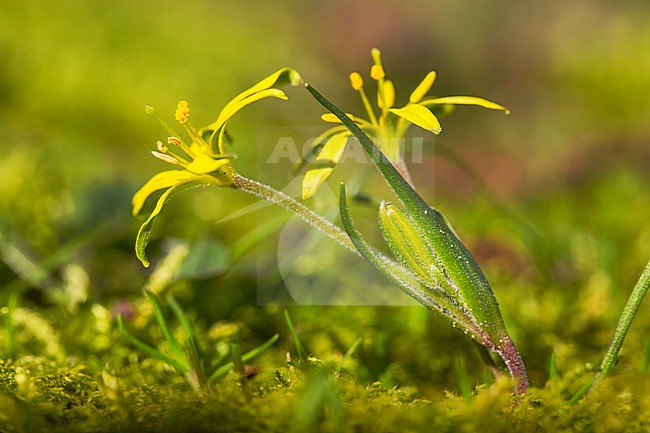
{"left": 591, "top": 259, "right": 650, "bottom": 391}
{"left": 231, "top": 175, "right": 358, "bottom": 256}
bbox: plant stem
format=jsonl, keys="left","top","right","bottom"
{"left": 591, "top": 259, "right": 650, "bottom": 391}
{"left": 497, "top": 337, "right": 529, "bottom": 395}
{"left": 231, "top": 174, "right": 358, "bottom": 255}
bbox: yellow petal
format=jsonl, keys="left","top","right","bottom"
{"left": 132, "top": 170, "right": 197, "bottom": 216}
{"left": 389, "top": 104, "right": 441, "bottom": 134}
{"left": 409, "top": 71, "right": 437, "bottom": 103}
{"left": 321, "top": 112, "right": 358, "bottom": 123}
{"left": 135, "top": 176, "right": 221, "bottom": 267}
{"left": 186, "top": 153, "right": 231, "bottom": 175}
{"left": 302, "top": 132, "right": 350, "bottom": 200}
{"left": 420, "top": 96, "right": 510, "bottom": 114}
{"left": 204, "top": 88, "right": 288, "bottom": 133}
{"left": 201, "top": 68, "right": 301, "bottom": 134}
{"left": 229, "top": 68, "right": 301, "bottom": 108}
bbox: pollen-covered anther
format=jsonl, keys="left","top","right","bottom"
{"left": 349, "top": 72, "right": 364, "bottom": 90}
{"left": 156, "top": 140, "right": 168, "bottom": 153}
{"left": 370, "top": 65, "right": 385, "bottom": 81}
{"left": 151, "top": 151, "right": 179, "bottom": 165}
{"left": 175, "top": 100, "right": 190, "bottom": 124}
{"left": 167, "top": 136, "right": 182, "bottom": 147}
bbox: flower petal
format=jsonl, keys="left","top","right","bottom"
{"left": 301, "top": 132, "right": 350, "bottom": 200}
{"left": 186, "top": 153, "right": 231, "bottom": 175}
{"left": 389, "top": 104, "right": 442, "bottom": 134}
{"left": 421, "top": 96, "right": 510, "bottom": 114}
{"left": 132, "top": 170, "right": 198, "bottom": 216}
{"left": 409, "top": 71, "right": 437, "bottom": 103}
{"left": 201, "top": 68, "right": 301, "bottom": 134}
{"left": 204, "top": 89, "right": 289, "bottom": 134}
{"left": 135, "top": 176, "right": 222, "bottom": 267}
{"left": 291, "top": 125, "right": 349, "bottom": 175}
{"left": 321, "top": 112, "right": 357, "bottom": 123}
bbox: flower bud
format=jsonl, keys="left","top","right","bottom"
{"left": 379, "top": 202, "right": 439, "bottom": 287}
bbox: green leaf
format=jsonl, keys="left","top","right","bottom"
{"left": 135, "top": 176, "right": 221, "bottom": 267}
{"left": 285, "top": 310, "right": 308, "bottom": 361}
{"left": 302, "top": 132, "right": 350, "bottom": 200}
{"left": 379, "top": 202, "right": 464, "bottom": 305}
{"left": 132, "top": 170, "right": 197, "bottom": 216}
{"left": 338, "top": 183, "right": 477, "bottom": 335}
{"left": 420, "top": 96, "right": 510, "bottom": 114}
{"left": 307, "top": 84, "right": 509, "bottom": 346}
{"left": 389, "top": 104, "right": 441, "bottom": 134}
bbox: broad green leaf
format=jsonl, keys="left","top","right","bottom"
{"left": 132, "top": 170, "right": 197, "bottom": 216}
{"left": 136, "top": 177, "right": 221, "bottom": 267}
{"left": 307, "top": 84, "right": 509, "bottom": 345}
{"left": 409, "top": 71, "right": 437, "bottom": 103}
{"left": 302, "top": 132, "right": 349, "bottom": 200}
{"left": 389, "top": 104, "right": 442, "bottom": 134}
{"left": 338, "top": 184, "right": 476, "bottom": 334}
{"left": 421, "top": 96, "right": 510, "bottom": 114}
{"left": 379, "top": 202, "right": 464, "bottom": 305}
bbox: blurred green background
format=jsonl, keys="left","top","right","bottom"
{"left": 1, "top": 0, "right": 649, "bottom": 394}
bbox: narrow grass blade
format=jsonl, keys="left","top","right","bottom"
{"left": 591, "top": 259, "right": 650, "bottom": 390}
{"left": 167, "top": 294, "right": 203, "bottom": 358}
{"left": 285, "top": 310, "right": 308, "bottom": 361}
{"left": 146, "top": 289, "right": 188, "bottom": 370}
{"left": 208, "top": 334, "right": 280, "bottom": 384}
{"left": 549, "top": 350, "right": 558, "bottom": 381}
{"left": 569, "top": 379, "right": 594, "bottom": 406}
{"left": 5, "top": 292, "right": 18, "bottom": 358}
{"left": 116, "top": 315, "right": 187, "bottom": 373}
{"left": 455, "top": 359, "right": 472, "bottom": 405}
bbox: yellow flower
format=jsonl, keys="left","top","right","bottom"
{"left": 301, "top": 48, "right": 509, "bottom": 200}
{"left": 133, "top": 68, "right": 301, "bottom": 267}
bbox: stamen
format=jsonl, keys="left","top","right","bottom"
{"left": 349, "top": 72, "right": 364, "bottom": 91}
{"left": 167, "top": 137, "right": 182, "bottom": 147}
{"left": 175, "top": 100, "right": 191, "bottom": 124}
{"left": 151, "top": 151, "right": 179, "bottom": 165}
{"left": 371, "top": 65, "right": 385, "bottom": 81}
{"left": 156, "top": 140, "right": 168, "bottom": 153}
